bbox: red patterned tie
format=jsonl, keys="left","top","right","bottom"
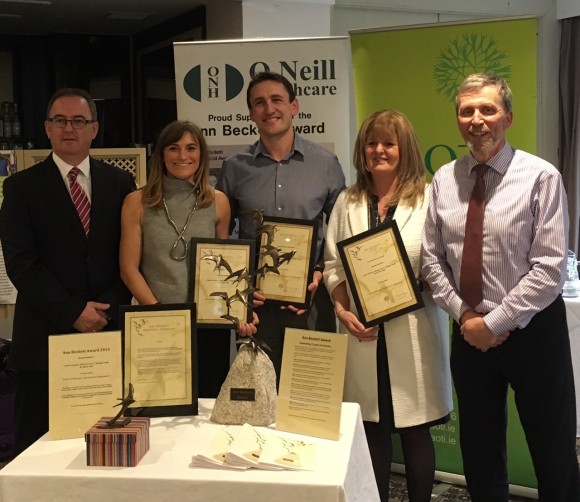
{"left": 460, "top": 164, "right": 489, "bottom": 308}
{"left": 69, "top": 167, "right": 91, "bottom": 237}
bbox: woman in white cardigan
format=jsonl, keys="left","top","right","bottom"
{"left": 324, "top": 110, "right": 452, "bottom": 502}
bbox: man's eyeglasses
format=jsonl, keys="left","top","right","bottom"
{"left": 47, "top": 117, "right": 95, "bottom": 129}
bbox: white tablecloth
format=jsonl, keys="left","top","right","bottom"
{"left": 0, "top": 399, "right": 379, "bottom": 502}
{"left": 565, "top": 296, "right": 580, "bottom": 436}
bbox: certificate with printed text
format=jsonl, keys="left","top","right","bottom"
{"left": 276, "top": 328, "right": 348, "bottom": 440}
{"left": 121, "top": 304, "right": 197, "bottom": 416}
{"left": 256, "top": 216, "right": 318, "bottom": 308}
{"left": 337, "top": 220, "right": 423, "bottom": 327}
{"left": 48, "top": 330, "right": 122, "bottom": 439}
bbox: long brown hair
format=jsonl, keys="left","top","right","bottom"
{"left": 349, "top": 109, "right": 425, "bottom": 207}
{"left": 141, "top": 120, "right": 213, "bottom": 209}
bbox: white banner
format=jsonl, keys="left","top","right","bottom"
{"left": 174, "top": 37, "right": 352, "bottom": 182}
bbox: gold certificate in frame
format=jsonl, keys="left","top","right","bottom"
{"left": 337, "top": 220, "right": 423, "bottom": 327}
{"left": 255, "top": 216, "right": 318, "bottom": 308}
{"left": 190, "top": 238, "right": 255, "bottom": 329}
{"left": 121, "top": 303, "right": 197, "bottom": 417}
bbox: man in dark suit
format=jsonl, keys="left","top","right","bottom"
{"left": 0, "top": 88, "right": 135, "bottom": 455}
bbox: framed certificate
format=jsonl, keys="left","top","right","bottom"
{"left": 255, "top": 216, "right": 318, "bottom": 308}
{"left": 190, "top": 238, "right": 255, "bottom": 329}
{"left": 120, "top": 303, "right": 198, "bottom": 417}
{"left": 337, "top": 220, "right": 423, "bottom": 327}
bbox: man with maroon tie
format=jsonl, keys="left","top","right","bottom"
{"left": 0, "top": 88, "right": 134, "bottom": 456}
{"left": 422, "top": 73, "right": 579, "bottom": 501}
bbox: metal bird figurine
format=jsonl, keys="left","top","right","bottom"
{"left": 201, "top": 253, "right": 233, "bottom": 275}
{"left": 230, "top": 288, "right": 252, "bottom": 309}
{"left": 100, "top": 383, "right": 135, "bottom": 428}
{"left": 257, "top": 223, "right": 277, "bottom": 247}
{"left": 238, "top": 284, "right": 258, "bottom": 301}
{"left": 260, "top": 243, "right": 282, "bottom": 254}
{"left": 225, "top": 266, "right": 251, "bottom": 285}
{"left": 210, "top": 291, "right": 229, "bottom": 303}
{"left": 248, "top": 208, "right": 265, "bottom": 228}
{"left": 236, "top": 336, "right": 272, "bottom": 354}
{"left": 220, "top": 313, "right": 240, "bottom": 330}
{"left": 259, "top": 246, "right": 281, "bottom": 268}
{"left": 277, "top": 249, "right": 297, "bottom": 267}
{"left": 211, "top": 289, "right": 251, "bottom": 313}
{"left": 255, "top": 263, "right": 280, "bottom": 280}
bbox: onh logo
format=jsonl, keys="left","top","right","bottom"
{"left": 183, "top": 64, "right": 245, "bottom": 102}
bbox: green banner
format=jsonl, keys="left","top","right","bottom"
{"left": 351, "top": 18, "right": 538, "bottom": 176}
{"left": 392, "top": 389, "right": 535, "bottom": 488}
{"left": 351, "top": 18, "right": 538, "bottom": 489}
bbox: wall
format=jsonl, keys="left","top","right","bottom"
{"left": 206, "top": 0, "right": 243, "bottom": 40}
{"left": 242, "top": 0, "right": 333, "bottom": 38}
{"left": 557, "top": 0, "right": 580, "bottom": 19}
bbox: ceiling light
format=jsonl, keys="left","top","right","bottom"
{"left": 0, "top": 0, "right": 52, "bottom": 5}
{"left": 104, "top": 12, "right": 153, "bottom": 21}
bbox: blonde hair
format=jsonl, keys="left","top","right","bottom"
{"left": 349, "top": 109, "right": 425, "bottom": 207}
{"left": 141, "top": 120, "right": 213, "bottom": 209}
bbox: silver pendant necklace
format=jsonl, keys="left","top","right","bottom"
{"left": 368, "top": 195, "right": 382, "bottom": 228}
{"left": 368, "top": 204, "right": 380, "bottom": 228}
{"left": 367, "top": 196, "right": 397, "bottom": 229}
{"left": 163, "top": 190, "right": 199, "bottom": 261}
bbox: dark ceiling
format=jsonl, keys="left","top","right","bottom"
{"left": 0, "top": 0, "right": 206, "bottom": 36}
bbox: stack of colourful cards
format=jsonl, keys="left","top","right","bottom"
{"left": 85, "top": 417, "right": 150, "bottom": 467}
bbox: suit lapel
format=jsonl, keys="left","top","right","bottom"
{"left": 348, "top": 193, "right": 415, "bottom": 234}
{"left": 348, "top": 197, "right": 368, "bottom": 235}
{"left": 89, "top": 158, "right": 117, "bottom": 245}
{"left": 392, "top": 203, "right": 413, "bottom": 232}
{"left": 89, "top": 159, "right": 103, "bottom": 225}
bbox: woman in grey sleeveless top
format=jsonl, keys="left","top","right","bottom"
{"left": 120, "top": 120, "right": 256, "bottom": 397}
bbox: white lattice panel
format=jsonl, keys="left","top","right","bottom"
{"left": 20, "top": 148, "right": 147, "bottom": 187}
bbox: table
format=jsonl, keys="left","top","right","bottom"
{"left": 0, "top": 399, "right": 379, "bottom": 502}
{"left": 564, "top": 296, "right": 580, "bottom": 436}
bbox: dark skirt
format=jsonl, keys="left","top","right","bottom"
{"left": 374, "top": 325, "right": 449, "bottom": 432}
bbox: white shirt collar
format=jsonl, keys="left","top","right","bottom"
{"left": 52, "top": 152, "right": 92, "bottom": 199}
{"left": 52, "top": 152, "right": 91, "bottom": 181}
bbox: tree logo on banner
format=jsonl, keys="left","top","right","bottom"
{"left": 432, "top": 33, "right": 511, "bottom": 102}
{"left": 183, "top": 64, "right": 245, "bottom": 102}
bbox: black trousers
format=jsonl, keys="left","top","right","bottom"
{"left": 309, "top": 282, "right": 337, "bottom": 333}
{"left": 13, "top": 370, "right": 49, "bottom": 457}
{"left": 253, "top": 302, "right": 309, "bottom": 387}
{"left": 197, "top": 328, "right": 231, "bottom": 398}
{"left": 451, "top": 295, "right": 579, "bottom": 501}
{"left": 252, "top": 283, "right": 336, "bottom": 386}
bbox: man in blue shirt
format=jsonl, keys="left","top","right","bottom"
{"left": 218, "top": 72, "right": 345, "bottom": 382}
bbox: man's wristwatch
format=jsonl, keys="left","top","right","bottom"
{"left": 313, "top": 264, "right": 324, "bottom": 273}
